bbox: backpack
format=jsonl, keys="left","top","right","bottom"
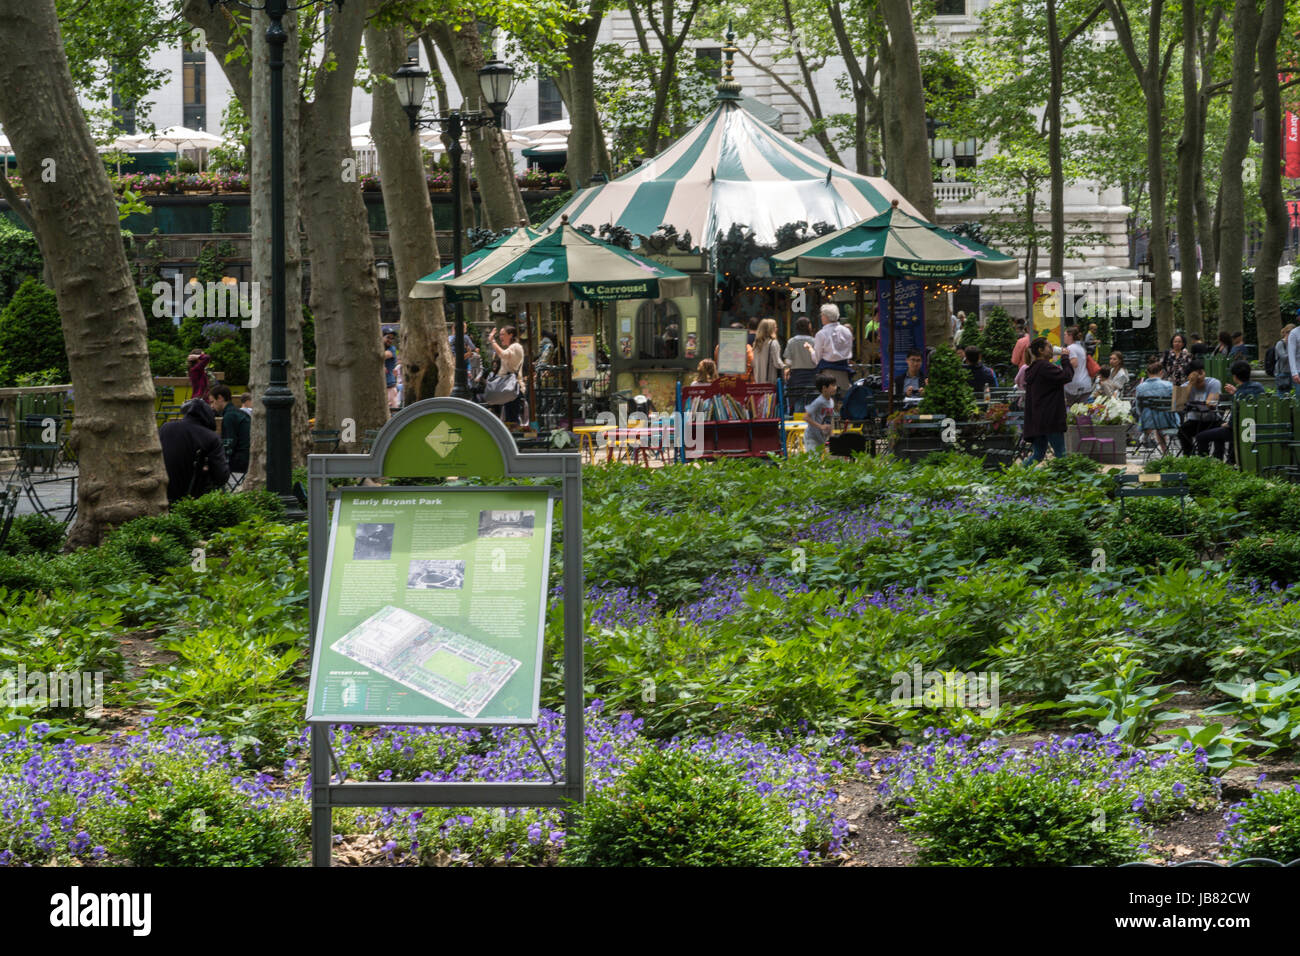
{"left": 840, "top": 383, "right": 877, "bottom": 422}
{"left": 1264, "top": 341, "right": 1278, "bottom": 377}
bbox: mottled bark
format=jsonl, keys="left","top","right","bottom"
{"left": 1216, "top": 0, "right": 1261, "bottom": 343}
{"left": 1253, "top": 0, "right": 1287, "bottom": 350}
{"left": 299, "top": 0, "right": 387, "bottom": 446}
{"left": 0, "top": 0, "right": 167, "bottom": 543}
{"left": 368, "top": 21, "right": 453, "bottom": 401}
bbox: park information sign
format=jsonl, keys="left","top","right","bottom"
{"left": 306, "top": 487, "right": 554, "bottom": 725}
{"left": 718, "top": 327, "right": 750, "bottom": 374}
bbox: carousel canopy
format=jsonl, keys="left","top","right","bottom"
{"left": 772, "top": 201, "right": 1019, "bottom": 281}
{"left": 541, "top": 99, "right": 923, "bottom": 249}
{"left": 412, "top": 222, "right": 692, "bottom": 305}
{"left": 412, "top": 226, "right": 544, "bottom": 295}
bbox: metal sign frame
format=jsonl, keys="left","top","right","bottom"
{"left": 307, "top": 398, "right": 583, "bottom": 866}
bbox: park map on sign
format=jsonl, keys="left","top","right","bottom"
{"left": 331, "top": 606, "right": 520, "bottom": 719}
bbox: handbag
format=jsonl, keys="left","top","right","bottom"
{"left": 482, "top": 370, "right": 519, "bottom": 405}
{"left": 1085, "top": 353, "right": 1101, "bottom": 377}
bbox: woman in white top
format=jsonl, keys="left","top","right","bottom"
{"left": 1105, "top": 351, "right": 1130, "bottom": 393}
{"left": 1062, "top": 325, "right": 1092, "bottom": 403}
{"left": 488, "top": 325, "right": 526, "bottom": 427}
{"left": 751, "top": 317, "right": 787, "bottom": 385}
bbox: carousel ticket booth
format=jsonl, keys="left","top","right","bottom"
{"left": 602, "top": 250, "right": 713, "bottom": 413}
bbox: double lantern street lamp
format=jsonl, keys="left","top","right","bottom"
{"left": 390, "top": 58, "right": 515, "bottom": 399}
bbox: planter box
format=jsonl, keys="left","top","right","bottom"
{"left": 960, "top": 431, "right": 1020, "bottom": 470}
{"left": 1065, "top": 422, "right": 1129, "bottom": 464}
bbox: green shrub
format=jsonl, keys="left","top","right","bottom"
{"left": 47, "top": 547, "right": 144, "bottom": 589}
{"left": 563, "top": 747, "right": 800, "bottom": 866}
{"left": 955, "top": 507, "right": 1096, "bottom": 574}
{"left": 1227, "top": 534, "right": 1300, "bottom": 588}
{"left": 108, "top": 757, "right": 305, "bottom": 866}
{"left": 1222, "top": 788, "right": 1300, "bottom": 862}
{"left": 148, "top": 338, "right": 189, "bottom": 376}
{"left": 103, "top": 514, "right": 196, "bottom": 578}
{"left": 206, "top": 337, "right": 250, "bottom": 388}
{"left": 979, "top": 306, "right": 1017, "bottom": 368}
{"left": 0, "top": 216, "right": 45, "bottom": 309}
{"left": 0, "top": 278, "right": 66, "bottom": 387}
{"left": 170, "top": 489, "right": 278, "bottom": 538}
{"left": 0, "top": 514, "right": 65, "bottom": 556}
{"left": 897, "top": 769, "right": 1147, "bottom": 866}
{"left": 1100, "top": 525, "right": 1197, "bottom": 572}
{"left": 919, "top": 343, "right": 977, "bottom": 422}
{"left": 0, "top": 553, "right": 56, "bottom": 591}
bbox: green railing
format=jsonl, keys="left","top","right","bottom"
{"left": 1234, "top": 392, "right": 1300, "bottom": 476}
{"left": 1203, "top": 355, "right": 1230, "bottom": 385}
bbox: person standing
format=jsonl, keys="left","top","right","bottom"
{"left": 1062, "top": 326, "right": 1093, "bottom": 405}
{"left": 187, "top": 350, "right": 212, "bottom": 403}
{"left": 803, "top": 374, "right": 837, "bottom": 454}
{"left": 210, "top": 384, "right": 249, "bottom": 474}
{"left": 158, "top": 399, "right": 230, "bottom": 504}
{"left": 382, "top": 328, "right": 400, "bottom": 412}
{"left": 1023, "top": 337, "right": 1073, "bottom": 463}
{"left": 1011, "top": 321, "right": 1032, "bottom": 368}
{"left": 1273, "top": 323, "right": 1295, "bottom": 393}
{"left": 812, "top": 303, "right": 854, "bottom": 394}
{"left": 1164, "top": 333, "right": 1193, "bottom": 385}
{"left": 488, "top": 325, "right": 526, "bottom": 428}
{"left": 751, "top": 318, "right": 786, "bottom": 385}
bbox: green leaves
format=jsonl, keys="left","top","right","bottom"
{"left": 1151, "top": 723, "right": 1268, "bottom": 771}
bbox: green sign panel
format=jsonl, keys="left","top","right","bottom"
{"left": 306, "top": 487, "right": 554, "bottom": 724}
{"left": 382, "top": 411, "right": 505, "bottom": 478}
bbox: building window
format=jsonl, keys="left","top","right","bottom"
{"left": 931, "top": 136, "right": 978, "bottom": 169}
{"left": 537, "top": 74, "right": 563, "bottom": 124}
{"left": 183, "top": 49, "right": 206, "bottom": 130}
{"left": 936, "top": 0, "right": 965, "bottom": 14}
{"left": 636, "top": 299, "right": 682, "bottom": 360}
{"left": 696, "top": 47, "right": 721, "bottom": 82}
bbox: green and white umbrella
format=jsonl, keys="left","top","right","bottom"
{"left": 771, "top": 201, "right": 1019, "bottom": 280}
{"left": 411, "top": 221, "right": 693, "bottom": 305}
{"left": 411, "top": 226, "right": 544, "bottom": 298}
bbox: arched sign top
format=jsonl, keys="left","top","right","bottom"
{"left": 375, "top": 398, "right": 512, "bottom": 479}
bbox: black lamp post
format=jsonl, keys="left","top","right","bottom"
{"left": 392, "top": 57, "right": 515, "bottom": 399}
{"left": 209, "top": 0, "right": 343, "bottom": 514}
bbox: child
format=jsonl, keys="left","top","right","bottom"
{"left": 803, "top": 373, "right": 837, "bottom": 454}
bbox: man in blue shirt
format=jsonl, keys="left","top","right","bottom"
{"left": 1194, "top": 360, "right": 1265, "bottom": 462}
{"left": 963, "top": 346, "right": 998, "bottom": 394}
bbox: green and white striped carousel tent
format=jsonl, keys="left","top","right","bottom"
{"left": 541, "top": 98, "right": 923, "bottom": 248}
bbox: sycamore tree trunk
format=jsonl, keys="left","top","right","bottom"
{"left": 1047, "top": 0, "right": 1066, "bottom": 279}
{"left": 556, "top": 12, "right": 607, "bottom": 187}
{"left": 1175, "top": 0, "right": 1202, "bottom": 335}
{"left": 1253, "top": 0, "right": 1287, "bottom": 351}
{"left": 1217, "top": 0, "right": 1262, "bottom": 343}
{"left": 0, "top": 0, "right": 167, "bottom": 543}
{"left": 300, "top": 0, "right": 387, "bottom": 446}
{"left": 182, "top": 0, "right": 309, "bottom": 482}
{"left": 368, "top": 21, "right": 453, "bottom": 401}
{"left": 880, "top": 0, "right": 942, "bottom": 347}
{"left": 429, "top": 20, "right": 527, "bottom": 229}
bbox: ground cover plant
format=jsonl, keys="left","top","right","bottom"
{"left": 1, "top": 453, "right": 1299, "bottom": 865}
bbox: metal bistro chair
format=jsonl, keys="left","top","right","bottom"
{"left": 360, "top": 428, "right": 382, "bottom": 454}
{"left": 1075, "top": 414, "right": 1117, "bottom": 463}
{"left": 1253, "top": 421, "right": 1300, "bottom": 481}
{"left": 1116, "top": 471, "right": 1190, "bottom": 519}
{"left": 1132, "top": 396, "right": 1177, "bottom": 462}
{"left": 222, "top": 438, "right": 246, "bottom": 492}
{"left": 0, "top": 484, "right": 19, "bottom": 550}
{"left": 312, "top": 429, "right": 342, "bottom": 454}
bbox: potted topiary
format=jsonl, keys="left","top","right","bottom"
{"left": 890, "top": 343, "right": 977, "bottom": 463}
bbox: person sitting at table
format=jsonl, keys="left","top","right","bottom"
{"left": 963, "top": 346, "right": 999, "bottom": 394}
{"left": 1091, "top": 367, "right": 1113, "bottom": 398}
{"left": 1194, "top": 360, "right": 1264, "bottom": 463}
{"left": 1106, "top": 351, "right": 1130, "bottom": 393}
{"left": 1135, "top": 361, "right": 1178, "bottom": 455}
{"left": 893, "top": 350, "right": 926, "bottom": 403}
{"left": 1178, "top": 359, "right": 1222, "bottom": 455}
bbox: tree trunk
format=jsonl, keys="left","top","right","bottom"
{"left": 1047, "top": 0, "right": 1066, "bottom": 279}
{"left": 879, "top": 0, "right": 934, "bottom": 219}
{"left": 0, "top": 0, "right": 167, "bottom": 544}
{"left": 557, "top": 20, "right": 604, "bottom": 186}
{"left": 299, "top": 0, "right": 387, "bottom": 448}
{"left": 1175, "top": 0, "right": 1201, "bottom": 334}
{"left": 428, "top": 20, "right": 527, "bottom": 230}
{"left": 1253, "top": 0, "right": 1287, "bottom": 351}
{"left": 367, "top": 21, "right": 453, "bottom": 401}
{"left": 1217, "top": 0, "right": 1262, "bottom": 344}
